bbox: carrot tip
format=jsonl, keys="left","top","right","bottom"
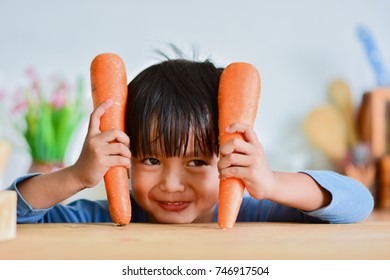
{"left": 218, "top": 223, "right": 233, "bottom": 230}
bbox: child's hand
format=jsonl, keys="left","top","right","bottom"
{"left": 217, "top": 123, "right": 276, "bottom": 200}
{"left": 73, "top": 99, "right": 131, "bottom": 189}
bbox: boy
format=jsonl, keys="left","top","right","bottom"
{"left": 7, "top": 58, "right": 374, "bottom": 224}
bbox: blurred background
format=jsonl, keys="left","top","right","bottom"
{"left": 1, "top": 0, "right": 389, "bottom": 203}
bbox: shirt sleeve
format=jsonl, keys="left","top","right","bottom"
{"left": 6, "top": 174, "right": 112, "bottom": 223}
{"left": 233, "top": 170, "right": 374, "bottom": 224}
{"left": 300, "top": 170, "right": 374, "bottom": 223}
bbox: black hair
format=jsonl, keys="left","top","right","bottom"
{"left": 126, "top": 59, "right": 222, "bottom": 158}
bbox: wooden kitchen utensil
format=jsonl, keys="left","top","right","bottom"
{"left": 328, "top": 80, "right": 357, "bottom": 149}
{"left": 304, "top": 104, "right": 348, "bottom": 162}
{"left": 356, "top": 88, "right": 390, "bottom": 159}
{"left": 377, "top": 155, "right": 390, "bottom": 209}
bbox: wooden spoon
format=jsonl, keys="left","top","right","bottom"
{"left": 304, "top": 104, "right": 348, "bottom": 162}
{"left": 328, "top": 80, "right": 357, "bottom": 149}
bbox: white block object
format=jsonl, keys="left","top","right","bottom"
{"left": 0, "top": 190, "right": 17, "bottom": 241}
{"left": 0, "top": 140, "right": 11, "bottom": 171}
{"left": 0, "top": 140, "right": 12, "bottom": 187}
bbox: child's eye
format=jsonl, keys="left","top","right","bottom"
{"left": 143, "top": 158, "right": 160, "bottom": 165}
{"left": 187, "top": 160, "right": 206, "bottom": 167}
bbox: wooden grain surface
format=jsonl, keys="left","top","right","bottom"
{"left": 1, "top": 219, "right": 390, "bottom": 260}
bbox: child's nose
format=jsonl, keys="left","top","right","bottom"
{"left": 159, "top": 169, "right": 185, "bottom": 193}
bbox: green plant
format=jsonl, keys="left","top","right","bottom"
{"left": 13, "top": 68, "right": 85, "bottom": 163}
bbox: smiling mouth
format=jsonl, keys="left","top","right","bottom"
{"left": 158, "top": 201, "right": 191, "bottom": 212}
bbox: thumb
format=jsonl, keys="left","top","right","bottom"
{"left": 88, "top": 99, "right": 113, "bottom": 136}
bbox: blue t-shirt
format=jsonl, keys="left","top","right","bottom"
{"left": 7, "top": 170, "right": 374, "bottom": 224}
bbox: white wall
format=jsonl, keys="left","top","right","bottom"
{"left": 1, "top": 0, "right": 390, "bottom": 198}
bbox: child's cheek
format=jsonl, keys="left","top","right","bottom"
{"left": 130, "top": 183, "right": 149, "bottom": 211}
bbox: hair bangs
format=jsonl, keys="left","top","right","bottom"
{"left": 126, "top": 59, "right": 220, "bottom": 159}
{"left": 134, "top": 95, "right": 217, "bottom": 159}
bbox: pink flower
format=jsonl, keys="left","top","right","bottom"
{"left": 31, "top": 80, "right": 41, "bottom": 95}
{"left": 12, "top": 100, "right": 28, "bottom": 114}
{"left": 12, "top": 89, "right": 28, "bottom": 114}
{"left": 51, "top": 90, "right": 66, "bottom": 108}
{"left": 58, "top": 81, "right": 70, "bottom": 92}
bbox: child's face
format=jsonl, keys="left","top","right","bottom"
{"left": 130, "top": 135, "right": 219, "bottom": 224}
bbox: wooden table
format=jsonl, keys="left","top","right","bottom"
{"left": 1, "top": 212, "right": 390, "bottom": 260}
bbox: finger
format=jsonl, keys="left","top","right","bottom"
{"left": 218, "top": 153, "right": 252, "bottom": 170}
{"left": 98, "top": 129, "right": 130, "bottom": 148}
{"left": 219, "top": 166, "right": 248, "bottom": 180}
{"left": 103, "top": 143, "right": 131, "bottom": 159}
{"left": 226, "top": 122, "right": 260, "bottom": 145}
{"left": 105, "top": 155, "right": 131, "bottom": 168}
{"left": 219, "top": 137, "right": 253, "bottom": 156}
{"left": 88, "top": 99, "right": 113, "bottom": 136}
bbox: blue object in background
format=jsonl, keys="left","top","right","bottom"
{"left": 357, "top": 25, "right": 390, "bottom": 87}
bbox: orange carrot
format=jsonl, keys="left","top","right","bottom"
{"left": 90, "top": 53, "right": 131, "bottom": 225}
{"left": 218, "top": 62, "right": 261, "bottom": 229}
